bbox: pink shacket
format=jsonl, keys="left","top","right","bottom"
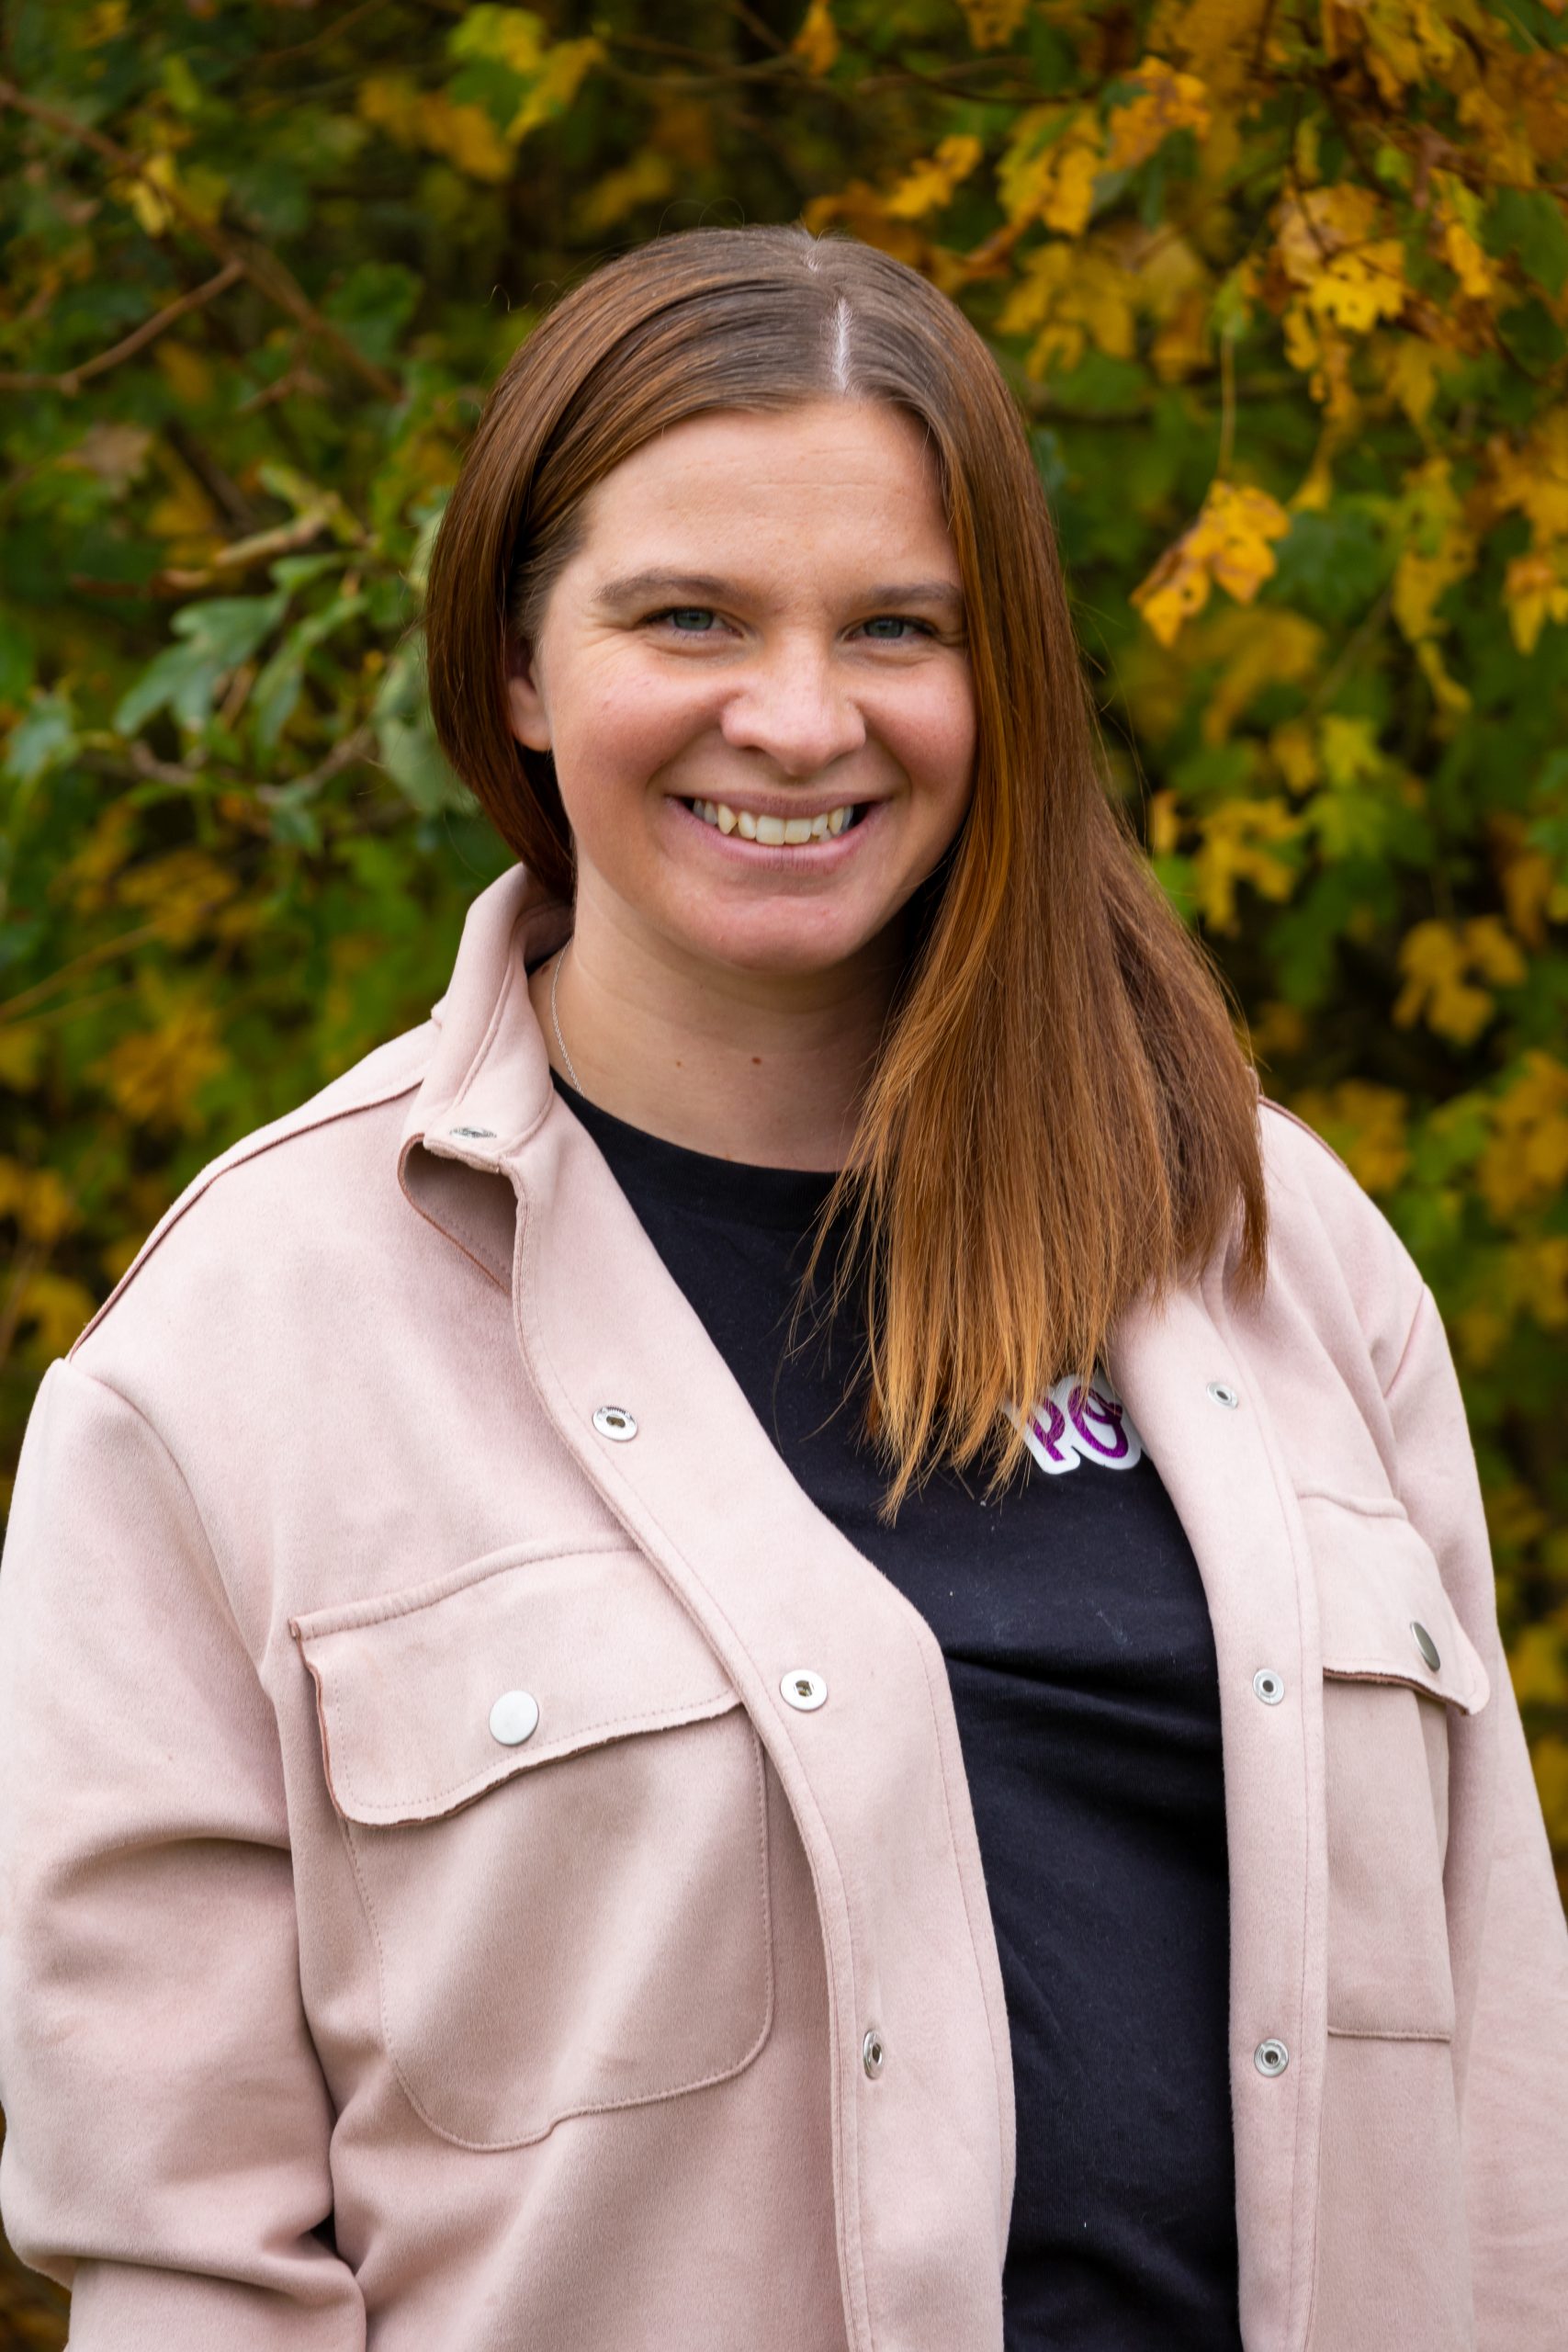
{"left": 1, "top": 862, "right": 1564, "bottom": 2349}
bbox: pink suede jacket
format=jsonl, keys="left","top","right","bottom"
{"left": 1, "top": 864, "right": 1565, "bottom": 2350}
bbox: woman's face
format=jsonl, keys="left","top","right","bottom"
{"left": 507, "top": 400, "right": 977, "bottom": 982}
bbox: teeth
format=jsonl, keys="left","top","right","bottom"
{"left": 689, "top": 799, "right": 858, "bottom": 842}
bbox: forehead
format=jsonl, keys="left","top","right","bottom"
{"left": 569, "top": 401, "right": 955, "bottom": 570}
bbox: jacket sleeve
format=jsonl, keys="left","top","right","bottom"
{"left": 0, "top": 1356, "right": 364, "bottom": 2348}
{"left": 1382, "top": 1285, "right": 1568, "bottom": 2348}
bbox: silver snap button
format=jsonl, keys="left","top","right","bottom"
{"left": 1206, "top": 1381, "right": 1240, "bottom": 1409}
{"left": 1254, "top": 2038, "right": 1290, "bottom": 2076}
{"left": 1253, "top": 1668, "right": 1285, "bottom": 1706}
{"left": 592, "top": 1405, "right": 637, "bottom": 1442}
{"left": 449, "top": 1125, "right": 496, "bottom": 1139}
{"left": 862, "top": 2027, "right": 885, "bottom": 2078}
{"left": 781, "top": 1668, "right": 828, "bottom": 1713}
{"left": 489, "top": 1689, "right": 539, "bottom": 1747}
{"left": 1411, "top": 1621, "right": 1441, "bottom": 1672}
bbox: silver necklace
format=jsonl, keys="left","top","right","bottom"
{"left": 549, "top": 944, "right": 582, "bottom": 1091}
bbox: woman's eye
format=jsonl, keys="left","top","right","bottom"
{"left": 860, "top": 616, "right": 931, "bottom": 641}
{"left": 655, "top": 607, "right": 718, "bottom": 634}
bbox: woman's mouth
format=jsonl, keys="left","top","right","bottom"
{"left": 682, "top": 797, "right": 864, "bottom": 844}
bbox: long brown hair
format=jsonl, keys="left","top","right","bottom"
{"left": 426, "top": 226, "right": 1267, "bottom": 1510}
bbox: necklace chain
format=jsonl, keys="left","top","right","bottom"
{"left": 549, "top": 944, "right": 581, "bottom": 1092}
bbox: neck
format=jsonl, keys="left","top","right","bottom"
{"left": 527, "top": 892, "right": 903, "bottom": 1170}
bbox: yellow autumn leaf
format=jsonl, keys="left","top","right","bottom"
{"left": 1190, "top": 797, "right": 1300, "bottom": 932}
{"left": 13, "top": 1272, "right": 98, "bottom": 1364}
{"left": 78, "top": 0, "right": 130, "bottom": 42}
{"left": 359, "top": 78, "right": 515, "bottom": 179}
{"left": 998, "top": 109, "right": 1102, "bottom": 238}
{"left": 155, "top": 340, "right": 216, "bottom": 409}
{"left": 1269, "top": 719, "right": 1320, "bottom": 794}
{"left": 959, "top": 0, "right": 1030, "bottom": 48}
{"left": 1392, "top": 459, "right": 1477, "bottom": 645}
{"left": 1317, "top": 713, "right": 1382, "bottom": 789}
{"left": 1491, "top": 815, "right": 1563, "bottom": 948}
{"left": 116, "top": 849, "right": 238, "bottom": 948}
{"left": 1146, "top": 787, "right": 1181, "bottom": 856}
{"left": 885, "top": 136, "right": 984, "bottom": 221}
{"left": 1393, "top": 918, "right": 1528, "bottom": 1045}
{"left": 793, "top": 0, "right": 840, "bottom": 75}
{"left": 93, "top": 1000, "right": 227, "bottom": 1131}
{"left": 1131, "top": 479, "right": 1290, "bottom": 644}
{"left": 0, "top": 1025, "right": 45, "bottom": 1091}
{"left": 1503, "top": 552, "right": 1568, "bottom": 655}
{"left": 1149, "top": 0, "right": 1273, "bottom": 97}
{"left": 422, "top": 93, "right": 514, "bottom": 182}
{"left": 455, "top": 6, "right": 550, "bottom": 73}
{"left": 1382, "top": 339, "right": 1447, "bottom": 429}
{"left": 579, "top": 151, "right": 676, "bottom": 234}
{"left": 1192, "top": 605, "right": 1323, "bottom": 744}
{"left": 507, "top": 37, "right": 604, "bottom": 141}
{"left": 0, "top": 1159, "right": 80, "bottom": 1246}
{"left": 1478, "top": 1052, "right": 1568, "bottom": 1218}
{"left": 1275, "top": 185, "right": 1408, "bottom": 334}
{"left": 997, "top": 242, "right": 1139, "bottom": 377}
{"left": 115, "top": 150, "right": 180, "bottom": 238}
{"left": 1289, "top": 1080, "right": 1412, "bottom": 1196}
{"left": 1507, "top": 1619, "right": 1568, "bottom": 1708}
{"left": 1103, "top": 56, "right": 1212, "bottom": 175}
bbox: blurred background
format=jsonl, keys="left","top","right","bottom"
{"left": 2, "top": 0, "right": 1567, "bottom": 2335}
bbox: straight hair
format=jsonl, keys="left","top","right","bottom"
{"left": 425, "top": 225, "right": 1267, "bottom": 1511}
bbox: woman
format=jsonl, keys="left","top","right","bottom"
{"left": 0, "top": 227, "right": 1563, "bottom": 2352}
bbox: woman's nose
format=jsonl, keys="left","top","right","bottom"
{"left": 717, "top": 642, "right": 867, "bottom": 776}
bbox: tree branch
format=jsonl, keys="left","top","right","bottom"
{"left": 0, "top": 259, "right": 243, "bottom": 394}
{"left": 0, "top": 80, "right": 401, "bottom": 402}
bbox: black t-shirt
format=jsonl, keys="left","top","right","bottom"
{"left": 557, "top": 1075, "right": 1242, "bottom": 2351}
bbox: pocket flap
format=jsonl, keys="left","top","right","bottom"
{"left": 290, "top": 1542, "right": 739, "bottom": 1826}
{"left": 1303, "top": 1495, "right": 1491, "bottom": 1714}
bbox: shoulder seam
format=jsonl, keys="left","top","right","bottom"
{"left": 70, "top": 1055, "right": 429, "bottom": 1360}
{"left": 1258, "top": 1094, "right": 1358, "bottom": 1185}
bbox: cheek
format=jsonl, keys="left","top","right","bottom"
{"left": 878, "top": 672, "right": 977, "bottom": 812}
{"left": 556, "top": 658, "right": 719, "bottom": 786}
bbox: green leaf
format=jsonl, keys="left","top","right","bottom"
{"left": 114, "top": 593, "right": 289, "bottom": 734}
{"left": 1485, "top": 189, "right": 1568, "bottom": 300}
{"left": 1496, "top": 296, "right": 1567, "bottom": 376}
{"left": 372, "top": 635, "right": 471, "bottom": 814}
{"left": 323, "top": 263, "right": 423, "bottom": 367}
{"left": 2, "top": 691, "right": 76, "bottom": 786}
{"left": 250, "top": 593, "right": 366, "bottom": 754}
{"left": 0, "top": 615, "right": 37, "bottom": 708}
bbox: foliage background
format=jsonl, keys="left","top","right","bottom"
{"left": 2, "top": 0, "right": 1567, "bottom": 2331}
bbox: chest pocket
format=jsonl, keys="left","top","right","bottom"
{"left": 1305, "top": 1495, "right": 1491, "bottom": 2041}
{"left": 291, "top": 1541, "right": 773, "bottom": 2150}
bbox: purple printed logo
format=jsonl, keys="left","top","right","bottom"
{"left": 1012, "top": 1376, "right": 1144, "bottom": 1478}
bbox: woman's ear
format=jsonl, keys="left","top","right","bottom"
{"left": 505, "top": 641, "right": 551, "bottom": 752}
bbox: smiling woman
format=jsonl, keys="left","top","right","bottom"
{"left": 426, "top": 229, "right": 1269, "bottom": 1490}
{"left": 1, "top": 226, "right": 1565, "bottom": 2352}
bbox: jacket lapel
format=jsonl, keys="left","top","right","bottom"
{"left": 1112, "top": 1281, "right": 1326, "bottom": 2352}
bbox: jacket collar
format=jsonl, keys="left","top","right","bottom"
{"left": 397, "top": 865, "right": 570, "bottom": 1285}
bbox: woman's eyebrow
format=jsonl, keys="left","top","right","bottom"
{"left": 593, "top": 570, "right": 733, "bottom": 607}
{"left": 592, "top": 569, "right": 964, "bottom": 615}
